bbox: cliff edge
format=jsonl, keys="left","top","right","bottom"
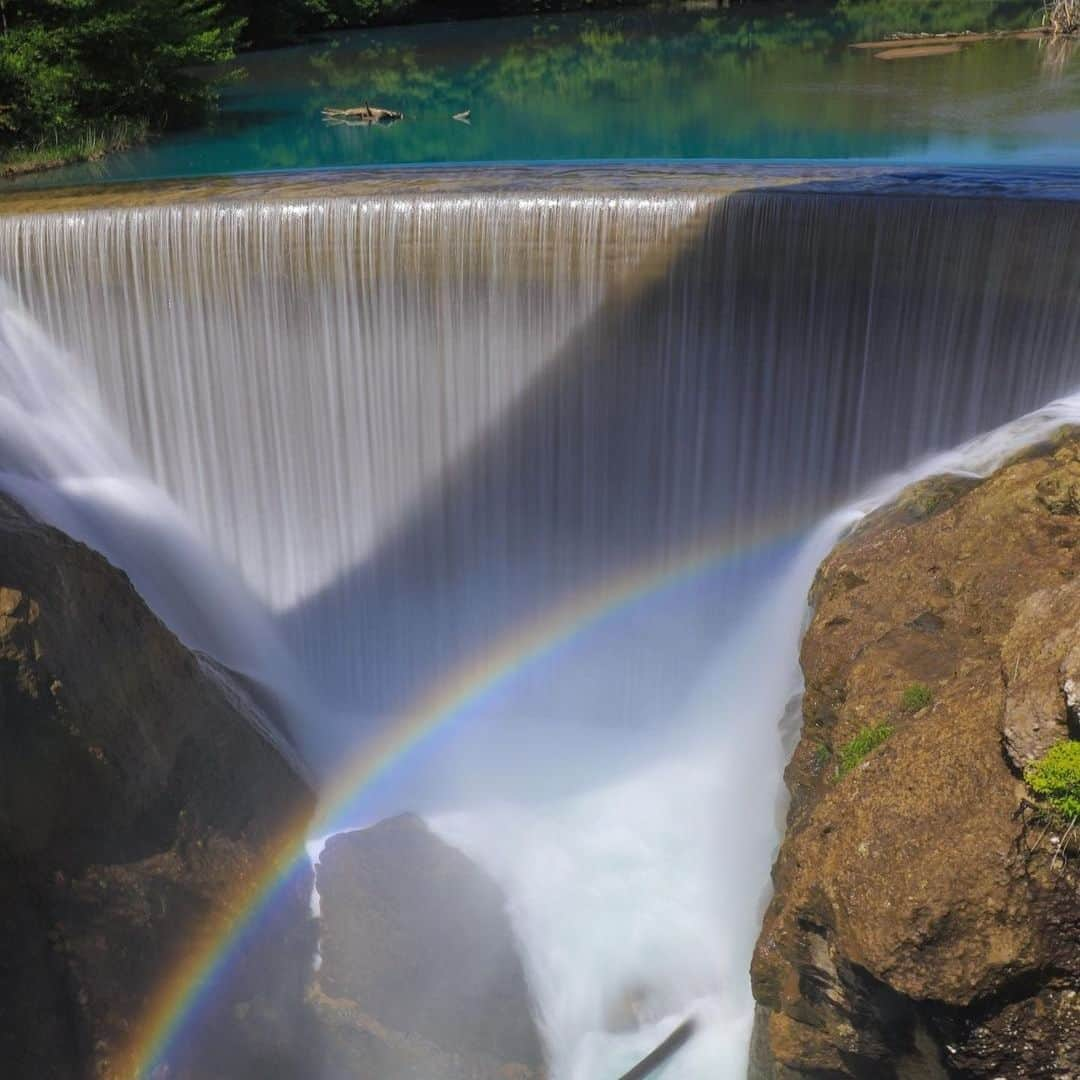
{"left": 751, "top": 434, "right": 1080, "bottom": 1078}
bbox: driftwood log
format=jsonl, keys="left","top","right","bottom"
{"left": 616, "top": 1016, "right": 697, "bottom": 1080}
{"left": 322, "top": 103, "right": 403, "bottom": 126}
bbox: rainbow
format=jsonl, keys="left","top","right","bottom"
{"left": 122, "top": 523, "right": 803, "bottom": 1077}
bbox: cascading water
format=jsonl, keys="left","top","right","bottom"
{"left": 0, "top": 287, "right": 312, "bottom": 770}
{"left": 5, "top": 186, "right": 1080, "bottom": 745}
{"left": 0, "top": 191, "right": 717, "bottom": 746}
{"left": 2, "top": 171, "right": 1080, "bottom": 1077}
{"left": 0, "top": 193, "right": 704, "bottom": 612}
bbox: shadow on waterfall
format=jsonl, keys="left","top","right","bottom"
{"left": 282, "top": 184, "right": 1080, "bottom": 807}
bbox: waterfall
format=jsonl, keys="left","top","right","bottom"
{"left": 4, "top": 187, "right": 1079, "bottom": 743}
{"left": 0, "top": 286, "right": 313, "bottom": 770}
{"left": 0, "top": 194, "right": 705, "bottom": 612}
{"left": 2, "top": 174, "right": 1080, "bottom": 1078}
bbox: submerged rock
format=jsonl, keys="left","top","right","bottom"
{"left": 751, "top": 434, "right": 1080, "bottom": 1078}
{"left": 312, "top": 813, "right": 545, "bottom": 1079}
{"left": 0, "top": 494, "right": 318, "bottom": 1078}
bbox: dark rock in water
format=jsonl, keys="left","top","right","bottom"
{"left": 751, "top": 437, "right": 1080, "bottom": 1078}
{"left": 313, "top": 813, "right": 545, "bottom": 1079}
{"left": 0, "top": 494, "right": 319, "bottom": 1078}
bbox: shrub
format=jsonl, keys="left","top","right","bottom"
{"left": 1045, "top": 0, "right": 1080, "bottom": 35}
{"left": 1025, "top": 740, "right": 1080, "bottom": 820}
{"left": 901, "top": 683, "right": 933, "bottom": 713}
{"left": 0, "top": 0, "right": 241, "bottom": 150}
{"left": 837, "top": 723, "right": 893, "bottom": 777}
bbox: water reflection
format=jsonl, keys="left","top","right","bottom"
{"left": 11, "top": 0, "right": 1073, "bottom": 186}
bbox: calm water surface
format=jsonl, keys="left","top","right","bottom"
{"left": 12, "top": 2, "right": 1080, "bottom": 187}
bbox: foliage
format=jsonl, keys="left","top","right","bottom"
{"left": 217, "top": 0, "right": 420, "bottom": 48}
{"left": 0, "top": 116, "right": 147, "bottom": 175}
{"left": 837, "top": 723, "right": 893, "bottom": 777}
{"left": 1025, "top": 740, "right": 1080, "bottom": 820}
{"left": 329, "top": 0, "right": 419, "bottom": 26}
{"left": 220, "top": 0, "right": 642, "bottom": 48}
{"left": 1044, "top": 0, "right": 1080, "bottom": 34}
{"left": 0, "top": 0, "right": 240, "bottom": 150}
{"left": 222, "top": 0, "right": 328, "bottom": 47}
{"left": 836, "top": 0, "right": 1041, "bottom": 38}
{"left": 901, "top": 682, "right": 933, "bottom": 713}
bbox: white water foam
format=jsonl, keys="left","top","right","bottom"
{"left": 432, "top": 514, "right": 851, "bottom": 1078}
{"left": 433, "top": 392, "right": 1080, "bottom": 1079}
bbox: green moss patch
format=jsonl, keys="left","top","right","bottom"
{"left": 837, "top": 723, "right": 893, "bottom": 778}
{"left": 1025, "top": 740, "right": 1080, "bottom": 820}
{"left": 900, "top": 683, "right": 933, "bottom": 713}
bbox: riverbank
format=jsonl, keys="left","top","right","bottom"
{"left": 0, "top": 119, "right": 150, "bottom": 182}
{"left": 852, "top": 26, "right": 1051, "bottom": 61}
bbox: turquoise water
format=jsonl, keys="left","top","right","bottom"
{"left": 10, "top": 2, "right": 1080, "bottom": 187}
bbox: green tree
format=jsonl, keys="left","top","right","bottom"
{"left": 0, "top": 0, "right": 240, "bottom": 148}
{"left": 219, "top": 0, "right": 420, "bottom": 48}
{"left": 224, "top": 0, "right": 327, "bottom": 47}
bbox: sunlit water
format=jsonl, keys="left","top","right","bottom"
{"left": 2, "top": 172, "right": 1080, "bottom": 1076}
{"left": 9, "top": 1, "right": 1080, "bottom": 190}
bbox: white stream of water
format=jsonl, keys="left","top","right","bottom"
{"left": 433, "top": 518, "right": 848, "bottom": 1078}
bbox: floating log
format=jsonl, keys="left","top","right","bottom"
{"left": 874, "top": 44, "right": 963, "bottom": 60}
{"left": 322, "top": 103, "right": 403, "bottom": 126}
{"left": 616, "top": 1016, "right": 697, "bottom": 1080}
{"left": 851, "top": 28, "right": 1047, "bottom": 50}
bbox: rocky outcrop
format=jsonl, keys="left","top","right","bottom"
{"left": 751, "top": 434, "right": 1080, "bottom": 1078}
{"left": 312, "top": 813, "right": 545, "bottom": 1079}
{"left": 0, "top": 494, "right": 318, "bottom": 1078}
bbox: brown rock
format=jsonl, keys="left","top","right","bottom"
{"left": 1001, "top": 582, "right": 1080, "bottom": 770}
{"left": 0, "top": 494, "right": 319, "bottom": 1078}
{"left": 752, "top": 436, "right": 1080, "bottom": 1078}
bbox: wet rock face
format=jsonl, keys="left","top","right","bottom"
{"left": 751, "top": 435, "right": 1080, "bottom": 1079}
{"left": 312, "top": 813, "right": 545, "bottom": 1080}
{"left": 0, "top": 495, "right": 318, "bottom": 1078}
